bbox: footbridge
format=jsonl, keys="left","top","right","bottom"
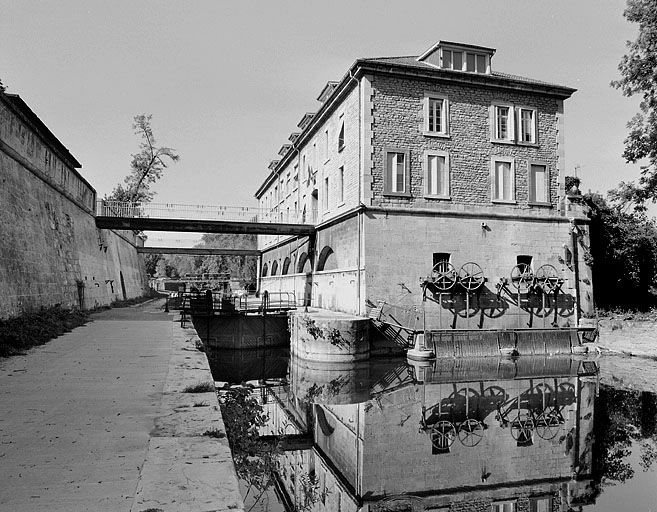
{"left": 137, "top": 247, "right": 261, "bottom": 256}
{"left": 96, "top": 201, "right": 316, "bottom": 236}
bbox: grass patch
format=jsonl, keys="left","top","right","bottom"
{"left": 183, "top": 381, "right": 215, "bottom": 393}
{"left": 597, "top": 307, "right": 657, "bottom": 321}
{"left": 202, "top": 428, "right": 226, "bottom": 439}
{"left": 109, "top": 288, "right": 165, "bottom": 309}
{"left": 0, "top": 305, "right": 88, "bottom": 358}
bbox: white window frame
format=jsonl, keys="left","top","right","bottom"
{"left": 337, "top": 166, "right": 344, "bottom": 204}
{"left": 323, "top": 176, "right": 329, "bottom": 212}
{"left": 529, "top": 496, "right": 552, "bottom": 512}
{"left": 517, "top": 106, "right": 538, "bottom": 144}
{"left": 423, "top": 150, "right": 450, "bottom": 199}
{"left": 491, "top": 103, "right": 515, "bottom": 143}
{"left": 528, "top": 161, "right": 550, "bottom": 205}
{"left": 383, "top": 148, "right": 411, "bottom": 196}
{"left": 491, "top": 157, "right": 515, "bottom": 203}
{"left": 423, "top": 94, "right": 449, "bottom": 137}
{"left": 338, "top": 121, "right": 345, "bottom": 152}
{"left": 492, "top": 501, "right": 516, "bottom": 512}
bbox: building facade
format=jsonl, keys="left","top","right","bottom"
{"left": 255, "top": 41, "right": 592, "bottom": 331}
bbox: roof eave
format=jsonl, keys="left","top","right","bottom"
{"left": 358, "top": 60, "right": 576, "bottom": 99}
{"left": 254, "top": 60, "right": 364, "bottom": 199}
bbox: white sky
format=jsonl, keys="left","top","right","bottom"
{"left": 0, "top": 0, "right": 646, "bottom": 245}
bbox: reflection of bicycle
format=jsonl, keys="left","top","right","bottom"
{"left": 532, "top": 397, "right": 566, "bottom": 440}
{"left": 495, "top": 384, "right": 567, "bottom": 444}
{"left": 421, "top": 386, "right": 487, "bottom": 452}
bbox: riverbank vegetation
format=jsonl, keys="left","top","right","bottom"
{"left": 0, "top": 305, "right": 88, "bottom": 357}
{"left": 585, "top": 192, "right": 657, "bottom": 311}
{"left": 0, "top": 290, "right": 163, "bottom": 358}
{"left": 591, "top": 0, "right": 657, "bottom": 312}
{"left": 145, "top": 233, "right": 258, "bottom": 290}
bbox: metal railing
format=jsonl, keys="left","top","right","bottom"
{"left": 170, "top": 290, "right": 298, "bottom": 315}
{"left": 97, "top": 200, "right": 316, "bottom": 225}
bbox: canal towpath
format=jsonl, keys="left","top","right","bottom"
{"left": 0, "top": 298, "right": 243, "bottom": 512}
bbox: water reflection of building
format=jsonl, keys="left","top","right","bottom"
{"left": 262, "top": 356, "right": 598, "bottom": 512}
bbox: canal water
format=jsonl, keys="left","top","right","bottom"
{"left": 206, "top": 347, "right": 657, "bottom": 512}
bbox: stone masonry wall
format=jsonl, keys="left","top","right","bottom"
{"left": 363, "top": 210, "right": 594, "bottom": 329}
{"left": 370, "top": 73, "right": 562, "bottom": 211}
{"left": 0, "top": 95, "right": 147, "bottom": 318}
{"left": 260, "top": 215, "right": 363, "bottom": 314}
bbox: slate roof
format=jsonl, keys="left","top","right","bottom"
{"left": 360, "top": 55, "right": 573, "bottom": 91}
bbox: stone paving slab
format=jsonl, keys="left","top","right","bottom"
{"left": 0, "top": 299, "right": 243, "bottom": 511}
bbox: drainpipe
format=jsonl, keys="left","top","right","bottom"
{"left": 570, "top": 219, "right": 581, "bottom": 327}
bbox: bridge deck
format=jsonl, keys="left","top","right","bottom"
{"left": 137, "top": 247, "right": 261, "bottom": 256}
{"left": 96, "top": 201, "right": 316, "bottom": 235}
{"left": 96, "top": 216, "right": 315, "bottom": 235}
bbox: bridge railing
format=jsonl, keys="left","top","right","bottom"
{"left": 96, "top": 200, "right": 317, "bottom": 225}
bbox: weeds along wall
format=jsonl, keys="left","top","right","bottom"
{"left": 0, "top": 93, "right": 148, "bottom": 319}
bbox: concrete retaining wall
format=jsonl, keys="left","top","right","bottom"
{"left": 290, "top": 309, "right": 370, "bottom": 362}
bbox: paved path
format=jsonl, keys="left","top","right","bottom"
{"left": 0, "top": 300, "right": 243, "bottom": 511}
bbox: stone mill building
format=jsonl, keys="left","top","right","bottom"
{"left": 255, "top": 41, "right": 593, "bottom": 335}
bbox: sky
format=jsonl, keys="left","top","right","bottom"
{"left": 0, "top": 0, "right": 646, "bottom": 246}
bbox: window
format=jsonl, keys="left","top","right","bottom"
{"left": 433, "top": 252, "right": 450, "bottom": 267}
{"left": 529, "top": 497, "right": 552, "bottom": 512}
{"left": 282, "top": 257, "right": 291, "bottom": 275}
{"left": 338, "top": 122, "right": 345, "bottom": 151}
{"left": 492, "top": 502, "right": 516, "bottom": 512}
{"left": 424, "top": 151, "right": 449, "bottom": 198}
{"left": 442, "top": 49, "right": 487, "bottom": 73}
{"left": 323, "top": 177, "right": 329, "bottom": 211}
{"left": 491, "top": 158, "right": 515, "bottom": 202}
{"left": 384, "top": 149, "right": 410, "bottom": 196}
{"left": 518, "top": 107, "right": 537, "bottom": 143}
{"left": 271, "top": 260, "right": 278, "bottom": 276}
{"left": 325, "top": 130, "right": 329, "bottom": 161}
{"left": 529, "top": 163, "right": 549, "bottom": 204}
{"left": 493, "top": 105, "right": 514, "bottom": 142}
{"left": 442, "top": 49, "right": 463, "bottom": 70}
{"left": 517, "top": 255, "right": 533, "bottom": 269}
{"left": 424, "top": 96, "right": 449, "bottom": 136}
{"left": 338, "top": 166, "right": 344, "bottom": 203}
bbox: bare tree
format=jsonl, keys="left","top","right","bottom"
{"left": 106, "top": 114, "right": 179, "bottom": 204}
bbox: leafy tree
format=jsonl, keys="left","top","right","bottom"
{"left": 611, "top": 0, "right": 657, "bottom": 209}
{"left": 143, "top": 253, "right": 162, "bottom": 277}
{"left": 0, "top": 78, "right": 6, "bottom": 92}
{"left": 105, "top": 114, "right": 179, "bottom": 204}
{"left": 585, "top": 192, "right": 657, "bottom": 309}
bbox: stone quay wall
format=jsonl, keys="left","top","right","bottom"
{"left": 0, "top": 94, "right": 148, "bottom": 319}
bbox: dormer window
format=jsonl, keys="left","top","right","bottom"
{"left": 418, "top": 41, "right": 494, "bottom": 75}
{"left": 443, "top": 49, "right": 488, "bottom": 73}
